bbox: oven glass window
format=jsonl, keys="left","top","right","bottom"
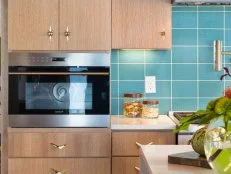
{"left": 9, "top": 67, "right": 109, "bottom": 115}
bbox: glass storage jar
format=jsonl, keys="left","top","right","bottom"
{"left": 123, "top": 93, "right": 143, "bottom": 117}
{"left": 142, "top": 100, "right": 159, "bottom": 118}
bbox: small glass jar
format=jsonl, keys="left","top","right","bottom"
{"left": 142, "top": 100, "right": 159, "bottom": 119}
{"left": 123, "top": 93, "right": 143, "bottom": 117}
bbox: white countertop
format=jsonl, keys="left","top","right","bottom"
{"left": 111, "top": 115, "right": 176, "bottom": 130}
{"left": 140, "top": 145, "right": 213, "bottom": 174}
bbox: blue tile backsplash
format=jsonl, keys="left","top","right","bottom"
{"left": 111, "top": 6, "right": 231, "bottom": 115}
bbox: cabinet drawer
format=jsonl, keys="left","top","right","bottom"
{"left": 112, "top": 157, "right": 140, "bottom": 174}
{"left": 8, "top": 131, "right": 111, "bottom": 157}
{"left": 9, "top": 158, "right": 110, "bottom": 174}
{"left": 112, "top": 131, "right": 175, "bottom": 156}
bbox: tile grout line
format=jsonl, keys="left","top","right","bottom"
{"left": 117, "top": 50, "right": 120, "bottom": 115}
{"left": 197, "top": 6, "right": 199, "bottom": 110}
{"left": 224, "top": 6, "right": 226, "bottom": 92}
{"left": 144, "top": 50, "right": 146, "bottom": 99}
{"left": 171, "top": 48, "right": 173, "bottom": 111}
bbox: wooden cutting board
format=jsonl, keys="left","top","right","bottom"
{"left": 168, "top": 151, "right": 212, "bottom": 169}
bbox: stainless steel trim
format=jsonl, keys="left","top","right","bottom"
{"left": 9, "top": 52, "right": 110, "bottom": 67}
{"left": 9, "top": 115, "right": 110, "bottom": 128}
{"left": 173, "top": 0, "right": 231, "bottom": 5}
{"left": 9, "top": 72, "right": 109, "bottom": 75}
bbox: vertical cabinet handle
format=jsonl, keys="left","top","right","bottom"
{"left": 160, "top": 31, "right": 166, "bottom": 40}
{"left": 51, "top": 168, "right": 68, "bottom": 174}
{"left": 136, "top": 142, "right": 154, "bottom": 147}
{"left": 47, "top": 26, "right": 54, "bottom": 41}
{"left": 50, "top": 143, "right": 66, "bottom": 150}
{"left": 64, "top": 26, "right": 71, "bottom": 41}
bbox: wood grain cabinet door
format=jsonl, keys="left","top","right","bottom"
{"left": 8, "top": 132, "right": 111, "bottom": 157}
{"left": 112, "top": 157, "right": 140, "bottom": 174}
{"left": 59, "top": 0, "right": 111, "bottom": 51}
{"left": 8, "top": 158, "right": 110, "bottom": 174}
{"left": 112, "top": 131, "right": 176, "bottom": 156}
{"left": 8, "top": 0, "right": 59, "bottom": 51}
{"left": 112, "top": 0, "right": 172, "bottom": 49}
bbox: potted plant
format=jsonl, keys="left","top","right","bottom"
{"left": 174, "top": 67, "right": 231, "bottom": 173}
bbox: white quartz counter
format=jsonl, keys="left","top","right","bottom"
{"left": 111, "top": 115, "right": 176, "bottom": 130}
{"left": 140, "top": 145, "right": 213, "bottom": 174}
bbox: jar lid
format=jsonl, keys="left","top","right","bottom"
{"left": 124, "top": 93, "right": 143, "bottom": 98}
{"left": 143, "top": 100, "right": 159, "bottom": 105}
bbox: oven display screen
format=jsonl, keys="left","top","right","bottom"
{"left": 25, "top": 82, "right": 92, "bottom": 113}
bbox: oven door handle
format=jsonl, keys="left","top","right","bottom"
{"left": 8, "top": 72, "right": 109, "bottom": 75}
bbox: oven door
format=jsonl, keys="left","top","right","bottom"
{"left": 9, "top": 67, "right": 110, "bottom": 127}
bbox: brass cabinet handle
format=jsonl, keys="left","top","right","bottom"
{"left": 64, "top": 26, "right": 71, "bottom": 41}
{"left": 135, "top": 167, "right": 140, "bottom": 172}
{"left": 160, "top": 31, "right": 166, "bottom": 40}
{"left": 47, "top": 26, "right": 54, "bottom": 41}
{"left": 51, "top": 168, "right": 68, "bottom": 174}
{"left": 50, "top": 143, "right": 66, "bottom": 150}
{"left": 136, "top": 142, "right": 153, "bottom": 147}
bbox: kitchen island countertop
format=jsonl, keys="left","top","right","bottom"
{"left": 140, "top": 145, "right": 213, "bottom": 174}
{"left": 111, "top": 115, "right": 176, "bottom": 130}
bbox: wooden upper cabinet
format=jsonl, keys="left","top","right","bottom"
{"left": 112, "top": 0, "right": 172, "bottom": 49}
{"left": 59, "top": 0, "right": 111, "bottom": 51}
{"left": 8, "top": 0, "right": 59, "bottom": 51}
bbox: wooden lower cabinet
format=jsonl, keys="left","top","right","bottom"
{"left": 112, "top": 157, "right": 140, "bottom": 174}
{"left": 8, "top": 158, "right": 110, "bottom": 174}
{"left": 8, "top": 131, "right": 111, "bottom": 157}
{"left": 112, "top": 131, "right": 176, "bottom": 156}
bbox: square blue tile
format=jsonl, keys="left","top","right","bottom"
{"left": 223, "top": 47, "right": 231, "bottom": 63}
{"left": 198, "top": 47, "right": 214, "bottom": 63}
{"left": 145, "top": 81, "right": 171, "bottom": 98}
{"left": 199, "top": 81, "right": 224, "bottom": 97}
{"left": 145, "top": 50, "right": 171, "bottom": 63}
{"left": 146, "top": 64, "right": 171, "bottom": 80}
{"left": 199, "top": 98, "right": 214, "bottom": 110}
{"left": 172, "top": 7, "right": 197, "bottom": 11}
{"left": 158, "top": 99, "right": 171, "bottom": 115}
{"left": 173, "top": 12, "right": 197, "bottom": 28}
{"left": 172, "top": 47, "right": 197, "bottom": 63}
{"left": 199, "top": 12, "right": 224, "bottom": 28}
{"left": 111, "top": 64, "right": 118, "bottom": 80}
{"left": 199, "top": 64, "right": 224, "bottom": 80}
{"left": 111, "top": 50, "right": 119, "bottom": 63}
{"left": 225, "top": 30, "right": 231, "bottom": 46}
{"left": 172, "top": 99, "right": 197, "bottom": 111}
{"left": 111, "top": 81, "right": 118, "bottom": 98}
{"left": 173, "top": 29, "right": 197, "bottom": 45}
{"left": 225, "top": 13, "right": 231, "bottom": 28}
{"left": 172, "top": 81, "right": 197, "bottom": 97}
{"left": 225, "top": 7, "right": 231, "bottom": 11}
{"left": 119, "top": 50, "right": 144, "bottom": 63}
{"left": 119, "top": 64, "right": 144, "bottom": 80}
{"left": 225, "top": 80, "right": 231, "bottom": 88}
{"left": 198, "top": 6, "right": 224, "bottom": 11}
{"left": 119, "top": 81, "right": 144, "bottom": 97}
{"left": 111, "top": 99, "right": 119, "bottom": 115}
{"left": 198, "top": 29, "right": 224, "bottom": 46}
{"left": 119, "top": 98, "right": 124, "bottom": 115}
{"left": 172, "top": 64, "right": 197, "bottom": 80}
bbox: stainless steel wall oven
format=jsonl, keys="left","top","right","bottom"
{"left": 9, "top": 52, "right": 110, "bottom": 128}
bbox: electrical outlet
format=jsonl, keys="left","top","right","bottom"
{"left": 145, "top": 76, "right": 156, "bottom": 93}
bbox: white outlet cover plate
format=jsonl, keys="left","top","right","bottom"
{"left": 145, "top": 76, "right": 156, "bottom": 93}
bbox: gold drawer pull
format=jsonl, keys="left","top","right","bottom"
{"left": 160, "top": 31, "right": 166, "bottom": 40}
{"left": 136, "top": 142, "right": 153, "bottom": 147}
{"left": 50, "top": 143, "right": 66, "bottom": 150}
{"left": 135, "top": 166, "right": 140, "bottom": 171}
{"left": 47, "top": 26, "right": 54, "bottom": 41}
{"left": 51, "top": 168, "right": 68, "bottom": 174}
